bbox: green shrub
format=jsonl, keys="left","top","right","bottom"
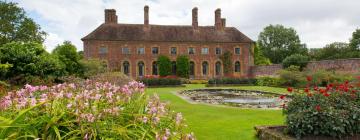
{"left": 278, "top": 65, "right": 307, "bottom": 87}
{"left": 282, "top": 54, "right": 309, "bottom": 71}
{"left": 189, "top": 80, "right": 208, "bottom": 84}
{"left": 52, "top": 41, "right": 82, "bottom": 75}
{"left": 176, "top": 55, "right": 189, "bottom": 78}
{"left": 255, "top": 76, "right": 283, "bottom": 87}
{"left": 158, "top": 55, "right": 172, "bottom": 76}
{"left": 220, "top": 51, "right": 233, "bottom": 74}
{"left": 139, "top": 78, "right": 182, "bottom": 86}
{"left": 283, "top": 80, "right": 360, "bottom": 138}
{"left": 79, "top": 58, "right": 107, "bottom": 78}
{"left": 208, "top": 78, "right": 256, "bottom": 85}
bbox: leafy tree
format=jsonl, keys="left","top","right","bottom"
{"left": 176, "top": 55, "right": 189, "bottom": 78}
{"left": 157, "top": 55, "right": 172, "bottom": 76}
{"left": 0, "top": 1, "right": 46, "bottom": 46}
{"left": 309, "top": 42, "right": 359, "bottom": 60}
{"left": 258, "top": 24, "right": 308, "bottom": 64}
{"left": 52, "top": 41, "right": 81, "bottom": 75}
{"left": 0, "top": 42, "right": 64, "bottom": 82}
{"left": 282, "top": 54, "right": 309, "bottom": 71}
{"left": 220, "top": 51, "right": 233, "bottom": 74}
{"left": 349, "top": 28, "right": 360, "bottom": 51}
{"left": 254, "top": 44, "right": 271, "bottom": 65}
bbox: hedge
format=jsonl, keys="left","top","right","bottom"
{"left": 138, "top": 78, "right": 182, "bottom": 86}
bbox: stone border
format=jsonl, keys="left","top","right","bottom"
{"left": 205, "top": 84, "right": 254, "bottom": 87}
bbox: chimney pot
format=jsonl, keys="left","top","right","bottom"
{"left": 192, "top": 7, "right": 198, "bottom": 29}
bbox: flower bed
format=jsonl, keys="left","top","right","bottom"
{"left": 279, "top": 77, "right": 360, "bottom": 138}
{"left": 0, "top": 80, "right": 194, "bottom": 139}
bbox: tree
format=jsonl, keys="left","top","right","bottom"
{"left": 254, "top": 44, "right": 271, "bottom": 65}
{"left": 282, "top": 54, "right": 309, "bottom": 71}
{"left": 52, "top": 41, "right": 81, "bottom": 75}
{"left": 79, "top": 59, "right": 107, "bottom": 78}
{"left": 258, "top": 24, "right": 308, "bottom": 64}
{"left": 157, "top": 55, "right": 172, "bottom": 76}
{"left": 0, "top": 1, "right": 46, "bottom": 46}
{"left": 176, "top": 55, "right": 189, "bottom": 78}
{"left": 349, "top": 28, "right": 360, "bottom": 57}
{"left": 0, "top": 42, "right": 65, "bottom": 81}
{"left": 309, "top": 42, "right": 359, "bottom": 61}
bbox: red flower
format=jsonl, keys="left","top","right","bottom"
{"left": 307, "top": 93, "right": 313, "bottom": 97}
{"left": 323, "top": 93, "right": 330, "bottom": 97}
{"left": 287, "top": 87, "right": 293, "bottom": 93}
{"left": 352, "top": 90, "right": 356, "bottom": 94}
{"left": 328, "top": 83, "right": 334, "bottom": 87}
{"left": 315, "top": 105, "right": 321, "bottom": 111}
{"left": 319, "top": 88, "right": 326, "bottom": 94}
{"left": 314, "top": 86, "right": 319, "bottom": 91}
{"left": 306, "top": 76, "right": 312, "bottom": 82}
{"left": 279, "top": 95, "right": 286, "bottom": 100}
{"left": 304, "top": 88, "right": 309, "bottom": 93}
{"left": 345, "top": 80, "right": 349, "bottom": 85}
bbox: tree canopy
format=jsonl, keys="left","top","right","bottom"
{"left": 52, "top": 41, "right": 82, "bottom": 75}
{"left": 258, "top": 24, "right": 307, "bottom": 64}
{"left": 0, "top": 1, "right": 46, "bottom": 46}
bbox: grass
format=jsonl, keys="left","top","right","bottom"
{"left": 146, "top": 84, "right": 286, "bottom": 140}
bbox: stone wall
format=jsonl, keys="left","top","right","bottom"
{"left": 250, "top": 58, "right": 360, "bottom": 77}
{"left": 250, "top": 64, "right": 282, "bottom": 77}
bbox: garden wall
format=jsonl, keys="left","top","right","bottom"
{"left": 250, "top": 58, "right": 360, "bottom": 77}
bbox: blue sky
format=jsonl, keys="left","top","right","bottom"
{"left": 11, "top": 0, "right": 360, "bottom": 52}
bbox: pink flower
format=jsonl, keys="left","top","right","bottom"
{"left": 143, "top": 116, "right": 148, "bottom": 123}
{"left": 67, "top": 103, "right": 72, "bottom": 109}
{"left": 175, "top": 113, "right": 183, "bottom": 125}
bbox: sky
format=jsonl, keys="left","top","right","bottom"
{"left": 10, "top": 0, "right": 360, "bottom": 52}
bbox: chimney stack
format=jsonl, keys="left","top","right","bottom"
{"left": 192, "top": 7, "right": 198, "bottom": 29}
{"left": 221, "top": 18, "right": 226, "bottom": 28}
{"left": 215, "top": 8, "right": 222, "bottom": 31}
{"left": 144, "top": 5, "right": 149, "bottom": 26}
{"left": 105, "top": 9, "right": 117, "bottom": 24}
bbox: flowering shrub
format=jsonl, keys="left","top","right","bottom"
{"left": 0, "top": 80, "right": 194, "bottom": 139}
{"left": 282, "top": 77, "right": 360, "bottom": 138}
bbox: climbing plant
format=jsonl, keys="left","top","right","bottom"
{"left": 220, "top": 51, "right": 232, "bottom": 74}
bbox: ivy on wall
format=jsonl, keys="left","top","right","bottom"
{"left": 220, "top": 51, "right": 233, "bottom": 74}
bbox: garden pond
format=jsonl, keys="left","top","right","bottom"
{"left": 179, "top": 89, "right": 289, "bottom": 109}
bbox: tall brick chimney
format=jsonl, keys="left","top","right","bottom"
{"left": 105, "top": 9, "right": 117, "bottom": 24}
{"left": 215, "top": 8, "right": 222, "bottom": 31}
{"left": 192, "top": 7, "right": 198, "bottom": 29}
{"left": 221, "top": 18, "right": 226, "bottom": 28}
{"left": 144, "top": 5, "right": 149, "bottom": 26}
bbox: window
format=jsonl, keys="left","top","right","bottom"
{"left": 138, "top": 61, "right": 145, "bottom": 77}
{"left": 170, "top": 47, "right": 177, "bottom": 55}
{"left": 202, "top": 61, "right": 208, "bottom": 75}
{"left": 235, "top": 47, "right": 241, "bottom": 55}
{"left": 137, "top": 47, "right": 145, "bottom": 54}
{"left": 152, "top": 61, "right": 158, "bottom": 75}
{"left": 189, "top": 61, "right": 195, "bottom": 76}
{"left": 215, "top": 61, "right": 221, "bottom": 75}
{"left": 188, "top": 47, "right": 195, "bottom": 54}
{"left": 201, "top": 48, "right": 209, "bottom": 54}
{"left": 171, "top": 61, "right": 177, "bottom": 75}
{"left": 152, "top": 47, "right": 159, "bottom": 54}
{"left": 122, "top": 47, "right": 130, "bottom": 54}
{"left": 123, "top": 61, "right": 130, "bottom": 75}
{"left": 235, "top": 61, "right": 241, "bottom": 72}
{"left": 99, "top": 47, "right": 108, "bottom": 54}
{"left": 216, "top": 48, "right": 222, "bottom": 55}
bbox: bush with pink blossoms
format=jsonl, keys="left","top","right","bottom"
{"left": 0, "top": 80, "right": 194, "bottom": 139}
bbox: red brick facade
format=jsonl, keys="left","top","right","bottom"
{"left": 82, "top": 6, "right": 255, "bottom": 79}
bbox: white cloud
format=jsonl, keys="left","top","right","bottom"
{"left": 44, "top": 33, "right": 63, "bottom": 52}
{"left": 15, "top": 0, "right": 360, "bottom": 52}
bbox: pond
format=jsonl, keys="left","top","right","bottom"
{"left": 179, "top": 89, "right": 289, "bottom": 109}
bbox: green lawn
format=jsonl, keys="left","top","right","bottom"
{"left": 146, "top": 84, "right": 286, "bottom": 140}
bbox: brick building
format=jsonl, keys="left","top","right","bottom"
{"left": 82, "top": 6, "right": 255, "bottom": 79}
